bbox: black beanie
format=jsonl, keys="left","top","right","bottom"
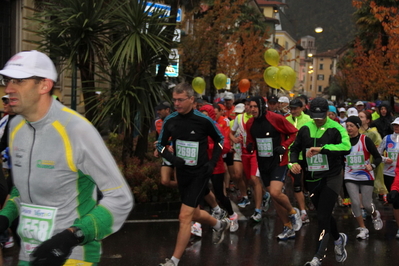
{"left": 346, "top": 116, "right": 361, "bottom": 129}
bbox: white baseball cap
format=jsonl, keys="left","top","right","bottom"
{"left": 392, "top": 118, "right": 399, "bottom": 125}
{"left": 347, "top": 107, "right": 358, "bottom": 117}
{"left": 278, "top": 96, "right": 290, "bottom": 103}
{"left": 0, "top": 50, "right": 57, "bottom": 82}
{"left": 224, "top": 92, "right": 234, "bottom": 100}
{"left": 339, "top": 107, "right": 346, "bottom": 113}
{"left": 355, "top": 101, "right": 364, "bottom": 106}
{"left": 234, "top": 103, "right": 245, "bottom": 113}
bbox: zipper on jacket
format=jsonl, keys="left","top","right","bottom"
{"left": 27, "top": 123, "right": 35, "bottom": 203}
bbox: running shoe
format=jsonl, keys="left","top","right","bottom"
{"left": 229, "top": 212, "right": 239, "bottom": 232}
{"left": 159, "top": 258, "right": 175, "bottom": 266}
{"left": 211, "top": 208, "right": 227, "bottom": 220}
{"left": 277, "top": 226, "right": 295, "bottom": 240}
{"left": 237, "top": 197, "right": 250, "bottom": 208}
{"left": 301, "top": 212, "right": 310, "bottom": 224}
{"left": 191, "top": 222, "right": 202, "bottom": 237}
{"left": 251, "top": 211, "right": 262, "bottom": 222}
{"left": 4, "top": 236, "right": 13, "bottom": 249}
{"left": 342, "top": 198, "right": 351, "bottom": 207}
{"left": 303, "top": 257, "right": 321, "bottom": 266}
{"left": 212, "top": 217, "right": 230, "bottom": 244}
{"left": 372, "top": 210, "right": 383, "bottom": 230}
{"left": 334, "top": 233, "right": 348, "bottom": 263}
{"left": 262, "top": 192, "right": 271, "bottom": 212}
{"left": 356, "top": 227, "right": 369, "bottom": 239}
{"left": 289, "top": 207, "right": 302, "bottom": 231}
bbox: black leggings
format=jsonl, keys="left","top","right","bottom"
{"left": 205, "top": 173, "right": 234, "bottom": 216}
{"left": 307, "top": 176, "right": 342, "bottom": 260}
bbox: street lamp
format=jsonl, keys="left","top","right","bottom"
{"left": 315, "top": 27, "right": 323, "bottom": 33}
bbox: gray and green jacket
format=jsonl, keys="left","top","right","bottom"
{"left": 1, "top": 99, "right": 133, "bottom": 263}
{"left": 289, "top": 117, "right": 351, "bottom": 181}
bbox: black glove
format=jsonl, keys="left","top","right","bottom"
{"left": 388, "top": 190, "right": 399, "bottom": 204}
{"left": 274, "top": 146, "right": 286, "bottom": 155}
{"left": 203, "top": 162, "right": 215, "bottom": 177}
{"left": 247, "top": 143, "right": 254, "bottom": 154}
{"left": 0, "top": 216, "right": 9, "bottom": 233}
{"left": 31, "top": 229, "right": 79, "bottom": 266}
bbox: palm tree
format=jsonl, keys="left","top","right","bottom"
{"left": 94, "top": 0, "right": 175, "bottom": 165}
{"left": 30, "top": 0, "right": 118, "bottom": 122}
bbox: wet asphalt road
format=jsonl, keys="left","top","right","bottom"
{"left": 3, "top": 187, "right": 399, "bottom": 266}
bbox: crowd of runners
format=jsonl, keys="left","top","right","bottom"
{"left": 155, "top": 84, "right": 399, "bottom": 266}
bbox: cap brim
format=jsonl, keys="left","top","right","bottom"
{"left": 0, "top": 69, "right": 33, "bottom": 79}
{"left": 310, "top": 111, "right": 327, "bottom": 119}
{"left": 289, "top": 105, "right": 301, "bottom": 108}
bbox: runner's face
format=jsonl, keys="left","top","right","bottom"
{"left": 393, "top": 124, "right": 399, "bottom": 134}
{"left": 313, "top": 117, "right": 327, "bottom": 127}
{"left": 380, "top": 107, "right": 387, "bottom": 116}
{"left": 244, "top": 101, "right": 250, "bottom": 113}
{"left": 268, "top": 101, "right": 278, "bottom": 111}
{"left": 249, "top": 101, "right": 259, "bottom": 117}
{"left": 358, "top": 112, "right": 368, "bottom": 126}
{"left": 346, "top": 122, "right": 358, "bottom": 137}
{"left": 290, "top": 106, "right": 301, "bottom": 117}
{"left": 172, "top": 92, "right": 194, "bottom": 115}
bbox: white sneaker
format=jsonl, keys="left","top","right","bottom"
{"left": 372, "top": 210, "right": 383, "bottom": 230}
{"left": 277, "top": 226, "right": 295, "bottom": 240}
{"left": 191, "top": 222, "right": 202, "bottom": 237}
{"left": 301, "top": 212, "right": 310, "bottom": 224}
{"left": 229, "top": 212, "right": 239, "bottom": 232}
{"left": 356, "top": 227, "right": 369, "bottom": 239}
{"left": 304, "top": 257, "right": 321, "bottom": 266}
{"left": 334, "top": 233, "right": 348, "bottom": 263}
{"left": 289, "top": 207, "right": 303, "bottom": 231}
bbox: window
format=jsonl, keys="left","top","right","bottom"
{"left": 318, "top": 86, "right": 323, "bottom": 92}
{"left": 317, "top": 74, "right": 324, "bottom": 80}
{"left": 310, "top": 85, "right": 312, "bottom": 91}
{"left": 0, "top": 2, "right": 12, "bottom": 69}
{"left": 319, "top": 64, "right": 324, "bottom": 70}
{"left": 309, "top": 41, "right": 313, "bottom": 47}
{"left": 302, "top": 41, "right": 306, "bottom": 47}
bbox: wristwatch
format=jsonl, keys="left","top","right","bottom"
{"left": 70, "top": 226, "right": 85, "bottom": 244}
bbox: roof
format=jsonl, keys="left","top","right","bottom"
{"left": 314, "top": 48, "right": 340, "bottom": 58}
{"left": 256, "top": 0, "right": 288, "bottom": 6}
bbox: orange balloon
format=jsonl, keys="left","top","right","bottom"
{"left": 238, "top": 79, "right": 250, "bottom": 93}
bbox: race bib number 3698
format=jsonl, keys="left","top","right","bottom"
{"left": 18, "top": 203, "right": 58, "bottom": 254}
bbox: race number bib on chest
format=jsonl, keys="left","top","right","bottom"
{"left": 387, "top": 148, "right": 399, "bottom": 162}
{"left": 176, "top": 139, "right": 199, "bottom": 166}
{"left": 347, "top": 152, "right": 365, "bottom": 169}
{"left": 306, "top": 149, "right": 329, "bottom": 171}
{"left": 18, "top": 203, "right": 58, "bottom": 254}
{"left": 256, "top": 138, "right": 273, "bottom": 157}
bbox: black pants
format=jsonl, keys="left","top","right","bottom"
{"left": 205, "top": 173, "right": 234, "bottom": 216}
{"left": 306, "top": 175, "right": 342, "bottom": 260}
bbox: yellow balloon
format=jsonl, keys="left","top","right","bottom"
{"left": 213, "top": 73, "right": 228, "bottom": 90}
{"left": 192, "top": 77, "right": 206, "bottom": 94}
{"left": 277, "top": 66, "right": 296, "bottom": 91}
{"left": 263, "top": 66, "right": 280, "bottom": 89}
{"left": 264, "top": 49, "right": 280, "bottom": 66}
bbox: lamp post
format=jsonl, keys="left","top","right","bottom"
{"left": 315, "top": 27, "right": 323, "bottom": 33}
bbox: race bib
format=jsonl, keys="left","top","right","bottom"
{"left": 18, "top": 203, "right": 58, "bottom": 254}
{"left": 347, "top": 152, "right": 365, "bottom": 169}
{"left": 306, "top": 149, "right": 329, "bottom": 171}
{"left": 176, "top": 139, "right": 199, "bottom": 166}
{"left": 256, "top": 138, "right": 273, "bottom": 157}
{"left": 233, "top": 142, "right": 242, "bottom": 154}
{"left": 387, "top": 148, "right": 399, "bottom": 162}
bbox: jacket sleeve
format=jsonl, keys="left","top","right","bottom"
{"left": 289, "top": 126, "right": 305, "bottom": 163}
{"left": 365, "top": 136, "right": 382, "bottom": 167}
{"left": 276, "top": 115, "right": 298, "bottom": 149}
{"left": 0, "top": 186, "right": 20, "bottom": 226}
{"left": 71, "top": 121, "right": 133, "bottom": 245}
{"left": 319, "top": 124, "right": 351, "bottom": 156}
